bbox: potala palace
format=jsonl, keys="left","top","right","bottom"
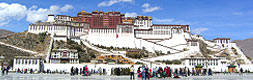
{"left": 12, "top": 10, "right": 252, "bottom": 73}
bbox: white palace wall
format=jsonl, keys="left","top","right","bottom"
{"left": 85, "top": 27, "right": 192, "bottom": 53}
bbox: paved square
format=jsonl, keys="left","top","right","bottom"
{"left": 0, "top": 73, "right": 253, "bottom": 80}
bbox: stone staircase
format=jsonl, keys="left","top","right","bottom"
{"left": 168, "top": 43, "right": 187, "bottom": 48}
{"left": 145, "top": 40, "right": 183, "bottom": 52}
{"left": 0, "top": 41, "right": 38, "bottom": 54}
{"left": 80, "top": 37, "right": 152, "bottom": 64}
{"left": 45, "top": 38, "right": 54, "bottom": 63}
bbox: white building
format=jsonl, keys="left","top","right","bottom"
{"left": 26, "top": 13, "right": 251, "bottom": 65}
{"left": 49, "top": 49, "right": 79, "bottom": 64}
{"left": 182, "top": 56, "right": 227, "bottom": 72}
{"left": 84, "top": 23, "right": 194, "bottom": 54}
{"left": 13, "top": 56, "right": 43, "bottom": 72}
{"left": 213, "top": 38, "right": 231, "bottom": 48}
{"left": 28, "top": 15, "right": 89, "bottom": 42}
{"left": 134, "top": 16, "right": 152, "bottom": 29}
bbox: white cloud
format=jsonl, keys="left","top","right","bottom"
{"left": 153, "top": 18, "right": 175, "bottom": 23}
{"left": 26, "top": 4, "right": 73, "bottom": 23}
{"left": 98, "top": 0, "right": 133, "bottom": 7}
{"left": 142, "top": 3, "right": 150, "bottom": 8}
{"left": 26, "top": 5, "right": 63, "bottom": 23}
{"left": 232, "top": 12, "right": 243, "bottom": 15}
{"left": 142, "top": 3, "right": 160, "bottom": 13}
{"left": 250, "top": 32, "right": 253, "bottom": 35}
{"left": 192, "top": 27, "right": 208, "bottom": 34}
{"left": 0, "top": 3, "right": 74, "bottom": 26}
{"left": 0, "top": 3, "right": 27, "bottom": 26}
{"left": 61, "top": 4, "right": 73, "bottom": 12}
{"left": 125, "top": 12, "right": 138, "bottom": 17}
{"left": 153, "top": 18, "right": 192, "bottom": 25}
{"left": 143, "top": 7, "right": 160, "bottom": 13}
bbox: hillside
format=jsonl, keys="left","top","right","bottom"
{"left": 0, "top": 43, "right": 32, "bottom": 66}
{"left": 53, "top": 40, "right": 101, "bottom": 63}
{"left": 233, "top": 38, "right": 253, "bottom": 59}
{"left": 0, "top": 31, "right": 51, "bottom": 55}
{"left": 0, "top": 29, "right": 15, "bottom": 38}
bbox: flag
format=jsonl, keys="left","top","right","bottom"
{"left": 116, "top": 34, "right": 119, "bottom": 38}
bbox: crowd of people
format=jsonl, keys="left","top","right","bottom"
{"left": 70, "top": 65, "right": 89, "bottom": 76}
{"left": 7, "top": 64, "right": 252, "bottom": 80}
{"left": 134, "top": 65, "right": 213, "bottom": 80}
{"left": 1, "top": 65, "right": 10, "bottom": 76}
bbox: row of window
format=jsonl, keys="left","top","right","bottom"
{"left": 189, "top": 62, "right": 218, "bottom": 66}
{"left": 51, "top": 52, "right": 78, "bottom": 59}
{"left": 15, "top": 59, "right": 39, "bottom": 65}
{"left": 153, "top": 26, "right": 183, "bottom": 29}
{"left": 190, "top": 42, "right": 198, "bottom": 46}
{"left": 189, "top": 59, "right": 218, "bottom": 66}
{"left": 135, "top": 31, "right": 170, "bottom": 35}
{"left": 75, "top": 28, "right": 83, "bottom": 32}
{"left": 90, "top": 29, "right": 116, "bottom": 33}
{"left": 135, "top": 20, "right": 151, "bottom": 25}
{"left": 29, "top": 25, "right": 66, "bottom": 31}
{"left": 215, "top": 40, "right": 230, "bottom": 44}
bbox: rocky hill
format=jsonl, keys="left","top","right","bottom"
{"left": 0, "top": 43, "right": 32, "bottom": 66}
{"left": 233, "top": 38, "right": 253, "bottom": 59}
{"left": 0, "top": 29, "right": 15, "bottom": 38}
{"left": 53, "top": 40, "right": 102, "bottom": 63}
{"left": 0, "top": 31, "right": 51, "bottom": 55}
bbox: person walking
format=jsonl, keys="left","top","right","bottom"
{"left": 240, "top": 68, "right": 243, "bottom": 75}
{"left": 70, "top": 66, "right": 74, "bottom": 76}
{"left": 153, "top": 67, "right": 157, "bottom": 78}
{"left": 141, "top": 65, "right": 146, "bottom": 80}
{"left": 75, "top": 67, "right": 79, "bottom": 75}
{"left": 6, "top": 66, "right": 9, "bottom": 75}
{"left": 1, "top": 64, "right": 4, "bottom": 76}
{"left": 84, "top": 65, "right": 88, "bottom": 76}
{"left": 130, "top": 65, "right": 135, "bottom": 79}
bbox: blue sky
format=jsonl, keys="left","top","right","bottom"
{"left": 0, "top": 0, "right": 253, "bottom": 40}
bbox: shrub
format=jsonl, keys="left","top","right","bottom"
{"left": 39, "top": 32, "right": 47, "bottom": 42}
{"left": 135, "top": 61, "right": 143, "bottom": 64}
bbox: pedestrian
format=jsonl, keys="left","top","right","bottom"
{"left": 137, "top": 67, "right": 141, "bottom": 78}
{"left": 153, "top": 67, "right": 157, "bottom": 78}
{"left": 168, "top": 67, "right": 171, "bottom": 77}
{"left": 80, "top": 68, "right": 82, "bottom": 75}
{"left": 30, "top": 69, "right": 33, "bottom": 74}
{"left": 208, "top": 68, "right": 212, "bottom": 76}
{"left": 192, "top": 68, "right": 195, "bottom": 76}
{"left": 111, "top": 68, "right": 114, "bottom": 75}
{"left": 240, "top": 68, "right": 243, "bottom": 75}
{"left": 75, "top": 67, "right": 79, "bottom": 75}
{"left": 70, "top": 66, "right": 74, "bottom": 76}
{"left": 148, "top": 68, "right": 152, "bottom": 79}
{"left": 141, "top": 65, "right": 146, "bottom": 80}
{"left": 6, "top": 66, "right": 9, "bottom": 75}
{"left": 187, "top": 68, "right": 190, "bottom": 76}
{"left": 84, "top": 65, "right": 88, "bottom": 76}
{"left": 159, "top": 67, "right": 163, "bottom": 78}
{"left": 1, "top": 66, "right": 4, "bottom": 76}
{"left": 130, "top": 65, "right": 135, "bottom": 79}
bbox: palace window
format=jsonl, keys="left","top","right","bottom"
{"left": 35, "top": 60, "right": 37, "bottom": 64}
{"left": 25, "top": 59, "right": 27, "bottom": 64}
{"left": 16, "top": 59, "right": 18, "bottom": 64}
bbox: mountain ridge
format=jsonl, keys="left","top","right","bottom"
{"left": 233, "top": 38, "right": 253, "bottom": 59}
{"left": 0, "top": 29, "right": 15, "bottom": 38}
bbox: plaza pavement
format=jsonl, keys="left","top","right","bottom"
{"left": 0, "top": 73, "right": 253, "bottom": 80}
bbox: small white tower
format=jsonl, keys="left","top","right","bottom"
{"left": 47, "top": 14, "right": 55, "bottom": 22}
